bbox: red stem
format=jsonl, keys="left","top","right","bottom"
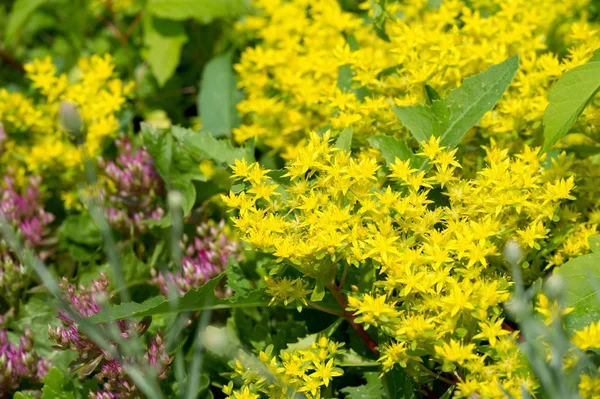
{"left": 326, "top": 284, "right": 380, "bottom": 356}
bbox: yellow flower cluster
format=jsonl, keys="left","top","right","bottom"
{"left": 224, "top": 133, "right": 584, "bottom": 398}
{"left": 223, "top": 336, "right": 343, "bottom": 399}
{"left": 234, "top": 0, "right": 599, "bottom": 156}
{"left": 0, "top": 54, "right": 132, "bottom": 190}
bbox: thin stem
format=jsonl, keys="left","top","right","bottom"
{"left": 0, "top": 49, "right": 24, "bottom": 72}
{"left": 338, "top": 263, "right": 349, "bottom": 290}
{"left": 122, "top": 11, "right": 145, "bottom": 44}
{"left": 417, "top": 363, "right": 456, "bottom": 386}
{"left": 97, "top": 14, "right": 123, "bottom": 42}
{"left": 326, "top": 284, "right": 380, "bottom": 356}
{"left": 306, "top": 300, "right": 345, "bottom": 317}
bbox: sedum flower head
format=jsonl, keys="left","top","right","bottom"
{"left": 224, "top": 335, "right": 343, "bottom": 399}
{"left": 224, "top": 133, "right": 584, "bottom": 398}
{"left": 98, "top": 136, "right": 165, "bottom": 233}
{"left": 0, "top": 320, "right": 49, "bottom": 396}
{"left": 49, "top": 274, "right": 172, "bottom": 398}
{"left": 152, "top": 220, "right": 242, "bottom": 296}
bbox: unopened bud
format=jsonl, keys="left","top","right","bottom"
{"left": 167, "top": 191, "right": 184, "bottom": 210}
{"left": 503, "top": 239, "right": 523, "bottom": 267}
{"left": 545, "top": 274, "right": 565, "bottom": 300}
{"left": 59, "top": 101, "right": 84, "bottom": 140}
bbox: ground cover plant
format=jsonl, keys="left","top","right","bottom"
{"left": 2, "top": 0, "right": 600, "bottom": 398}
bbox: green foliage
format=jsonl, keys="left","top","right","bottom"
{"left": 394, "top": 55, "right": 519, "bottom": 150}
{"left": 88, "top": 275, "right": 270, "bottom": 323}
{"left": 368, "top": 135, "right": 414, "bottom": 166}
{"left": 143, "top": 16, "right": 188, "bottom": 86}
{"left": 335, "top": 127, "right": 354, "bottom": 151}
{"left": 146, "top": 0, "right": 251, "bottom": 22}
{"left": 555, "top": 252, "right": 600, "bottom": 332}
{"left": 5, "top": 0, "right": 46, "bottom": 43}
{"left": 542, "top": 51, "right": 600, "bottom": 151}
{"left": 340, "top": 372, "right": 385, "bottom": 398}
{"left": 198, "top": 52, "right": 242, "bottom": 138}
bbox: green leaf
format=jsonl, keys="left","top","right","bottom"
{"left": 394, "top": 55, "right": 519, "bottom": 149}
{"left": 310, "top": 281, "right": 326, "bottom": 302}
{"left": 555, "top": 252, "right": 600, "bottom": 333}
{"left": 590, "top": 235, "right": 600, "bottom": 253}
{"left": 147, "top": 0, "right": 250, "bottom": 22}
{"left": 335, "top": 127, "right": 353, "bottom": 151}
{"left": 383, "top": 367, "right": 418, "bottom": 399}
{"left": 542, "top": 61, "right": 600, "bottom": 152}
{"left": 171, "top": 125, "right": 254, "bottom": 165}
{"left": 341, "top": 372, "right": 385, "bottom": 398}
{"left": 368, "top": 135, "right": 414, "bottom": 166}
{"left": 198, "top": 52, "right": 241, "bottom": 138}
{"left": 141, "top": 123, "right": 174, "bottom": 178}
{"left": 143, "top": 16, "right": 188, "bottom": 87}
{"left": 58, "top": 213, "right": 101, "bottom": 246}
{"left": 88, "top": 275, "right": 270, "bottom": 323}
{"left": 41, "top": 368, "right": 75, "bottom": 399}
{"left": 226, "top": 257, "right": 252, "bottom": 298}
{"left": 5, "top": 0, "right": 46, "bottom": 42}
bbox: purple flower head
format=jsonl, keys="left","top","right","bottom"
{"left": 49, "top": 274, "right": 172, "bottom": 398}
{"left": 98, "top": 136, "right": 165, "bottom": 234}
{"left": 152, "top": 220, "right": 242, "bottom": 296}
{"left": 0, "top": 325, "right": 49, "bottom": 396}
{"left": 0, "top": 175, "right": 54, "bottom": 306}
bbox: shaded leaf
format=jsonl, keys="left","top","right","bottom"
{"left": 198, "top": 52, "right": 241, "bottom": 138}
{"left": 384, "top": 366, "right": 418, "bottom": 399}
{"left": 5, "top": 0, "right": 45, "bottom": 42}
{"left": 555, "top": 252, "right": 600, "bottom": 332}
{"left": 589, "top": 235, "right": 600, "bottom": 253}
{"left": 341, "top": 372, "right": 385, "bottom": 398}
{"left": 368, "top": 135, "right": 414, "bottom": 166}
{"left": 226, "top": 257, "right": 252, "bottom": 298}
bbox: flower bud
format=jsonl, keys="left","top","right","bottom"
{"left": 503, "top": 239, "right": 523, "bottom": 267}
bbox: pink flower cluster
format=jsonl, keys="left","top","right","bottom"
{"left": 49, "top": 274, "right": 172, "bottom": 398}
{"left": 152, "top": 220, "right": 241, "bottom": 295}
{"left": 0, "top": 319, "right": 49, "bottom": 396}
{"left": 98, "top": 136, "right": 165, "bottom": 233}
{"left": 0, "top": 175, "right": 54, "bottom": 304}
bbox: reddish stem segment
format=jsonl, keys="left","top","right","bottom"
{"left": 326, "top": 284, "right": 380, "bottom": 356}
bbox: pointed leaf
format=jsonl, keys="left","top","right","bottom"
{"left": 147, "top": 0, "right": 250, "bottom": 22}
{"left": 335, "top": 127, "right": 353, "bottom": 151}
{"left": 555, "top": 252, "right": 600, "bottom": 333}
{"left": 5, "top": 0, "right": 46, "bottom": 43}
{"left": 394, "top": 55, "right": 519, "bottom": 149}
{"left": 368, "top": 135, "right": 414, "bottom": 166}
{"left": 143, "top": 16, "right": 188, "bottom": 86}
{"left": 198, "top": 52, "right": 241, "bottom": 138}
{"left": 542, "top": 60, "right": 600, "bottom": 152}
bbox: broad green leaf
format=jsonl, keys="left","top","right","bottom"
{"left": 171, "top": 125, "right": 254, "bottom": 165}
{"left": 198, "top": 52, "right": 241, "bottom": 138}
{"left": 143, "top": 16, "right": 188, "bottom": 87}
{"left": 147, "top": 0, "right": 250, "bottom": 22}
{"left": 368, "top": 135, "right": 414, "bottom": 166}
{"left": 589, "top": 235, "right": 600, "bottom": 253}
{"left": 5, "top": 0, "right": 45, "bottom": 42}
{"left": 41, "top": 368, "right": 75, "bottom": 399}
{"left": 335, "top": 127, "right": 353, "bottom": 151}
{"left": 89, "top": 275, "right": 270, "bottom": 323}
{"left": 542, "top": 61, "right": 600, "bottom": 152}
{"left": 394, "top": 55, "right": 519, "bottom": 149}
{"left": 555, "top": 252, "right": 600, "bottom": 332}
{"left": 341, "top": 372, "right": 385, "bottom": 398}
{"left": 383, "top": 366, "right": 417, "bottom": 399}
